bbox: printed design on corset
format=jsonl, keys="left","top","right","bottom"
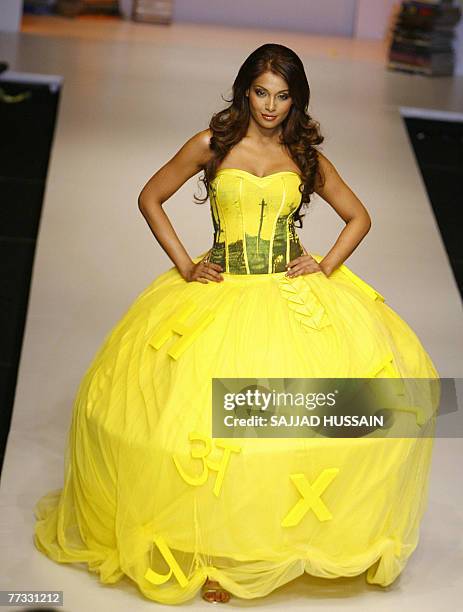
{"left": 208, "top": 177, "right": 305, "bottom": 274}
{"left": 278, "top": 274, "right": 331, "bottom": 331}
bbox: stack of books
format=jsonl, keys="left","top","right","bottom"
{"left": 388, "top": 0, "right": 462, "bottom": 76}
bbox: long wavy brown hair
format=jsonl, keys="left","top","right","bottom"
{"left": 194, "top": 43, "right": 325, "bottom": 228}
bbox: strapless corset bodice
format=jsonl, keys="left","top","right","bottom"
{"left": 207, "top": 168, "right": 305, "bottom": 274}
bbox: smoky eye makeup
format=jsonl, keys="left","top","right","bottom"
{"left": 254, "top": 88, "right": 290, "bottom": 100}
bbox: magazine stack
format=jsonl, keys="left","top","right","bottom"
{"left": 388, "top": 0, "right": 462, "bottom": 76}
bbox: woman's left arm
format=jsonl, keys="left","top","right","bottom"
{"left": 311, "top": 151, "right": 372, "bottom": 277}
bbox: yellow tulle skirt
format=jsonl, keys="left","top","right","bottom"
{"left": 34, "top": 251, "right": 440, "bottom": 604}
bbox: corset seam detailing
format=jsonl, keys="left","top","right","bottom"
{"left": 208, "top": 172, "right": 304, "bottom": 274}
{"left": 239, "top": 177, "right": 250, "bottom": 274}
{"left": 287, "top": 211, "right": 296, "bottom": 263}
{"left": 216, "top": 173, "right": 229, "bottom": 273}
{"left": 268, "top": 177, "right": 287, "bottom": 274}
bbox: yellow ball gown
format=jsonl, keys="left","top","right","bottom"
{"left": 34, "top": 168, "right": 440, "bottom": 604}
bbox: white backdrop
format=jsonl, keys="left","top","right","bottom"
{"left": 174, "top": 0, "right": 358, "bottom": 36}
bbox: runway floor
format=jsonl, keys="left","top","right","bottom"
{"left": 0, "top": 14, "right": 462, "bottom": 611}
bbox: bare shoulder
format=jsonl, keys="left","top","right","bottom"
{"left": 196, "top": 127, "right": 213, "bottom": 149}
{"left": 316, "top": 150, "right": 337, "bottom": 174}
{"left": 314, "top": 150, "right": 341, "bottom": 193}
{"left": 138, "top": 128, "right": 213, "bottom": 205}
{"left": 183, "top": 128, "right": 213, "bottom": 167}
{"left": 163, "top": 128, "right": 212, "bottom": 176}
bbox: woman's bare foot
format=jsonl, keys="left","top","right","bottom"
{"left": 201, "top": 578, "right": 231, "bottom": 603}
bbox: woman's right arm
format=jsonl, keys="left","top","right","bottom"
{"left": 137, "top": 128, "right": 223, "bottom": 283}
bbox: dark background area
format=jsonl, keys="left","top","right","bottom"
{"left": 404, "top": 117, "right": 463, "bottom": 296}
{"left": 0, "top": 76, "right": 61, "bottom": 473}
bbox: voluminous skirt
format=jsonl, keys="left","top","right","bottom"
{"left": 34, "top": 251, "right": 440, "bottom": 604}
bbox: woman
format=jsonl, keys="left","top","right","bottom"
{"left": 34, "top": 44, "right": 439, "bottom": 605}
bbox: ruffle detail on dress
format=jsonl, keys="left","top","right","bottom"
{"left": 277, "top": 274, "right": 331, "bottom": 331}
{"left": 365, "top": 536, "right": 404, "bottom": 586}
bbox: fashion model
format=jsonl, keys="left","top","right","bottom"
{"left": 34, "top": 44, "right": 439, "bottom": 605}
